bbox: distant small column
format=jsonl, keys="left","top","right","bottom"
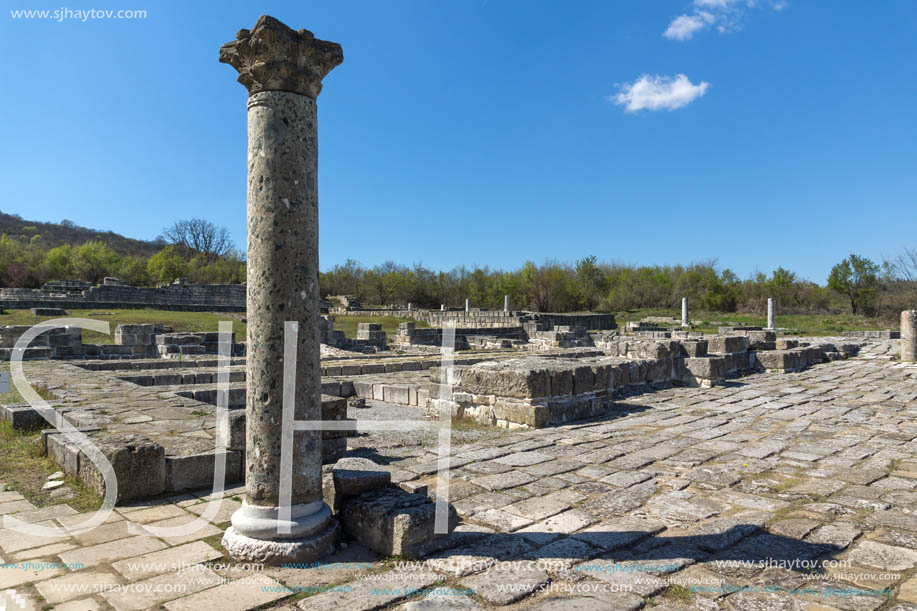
{"left": 767, "top": 298, "right": 776, "bottom": 330}
{"left": 407, "top": 302, "right": 412, "bottom": 314}
{"left": 441, "top": 304, "right": 445, "bottom": 311}
{"left": 681, "top": 298, "right": 689, "bottom": 327}
{"left": 902, "top": 311, "right": 917, "bottom": 362}
{"left": 504, "top": 295, "right": 510, "bottom": 313}
{"left": 465, "top": 299, "right": 470, "bottom": 312}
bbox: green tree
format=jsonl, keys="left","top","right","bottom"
{"left": 73, "top": 241, "right": 121, "bottom": 283}
{"left": 827, "top": 254, "right": 880, "bottom": 315}
{"left": 44, "top": 245, "right": 75, "bottom": 280}
{"left": 118, "top": 255, "right": 152, "bottom": 286}
{"left": 768, "top": 267, "right": 798, "bottom": 306}
{"left": 574, "top": 255, "right": 604, "bottom": 312}
{"left": 146, "top": 246, "right": 189, "bottom": 283}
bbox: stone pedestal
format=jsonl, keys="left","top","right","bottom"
{"left": 767, "top": 298, "right": 776, "bottom": 330}
{"left": 681, "top": 298, "right": 688, "bottom": 327}
{"left": 219, "top": 15, "right": 343, "bottom": 565}
{"left": 902, "top": 311, "right": 917, "bottom": 362}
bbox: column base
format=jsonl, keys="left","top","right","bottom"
{"left": 223, "top": 501, "right": 339, "bottom": 565}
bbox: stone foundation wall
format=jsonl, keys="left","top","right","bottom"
{"left": 428, "top": 336, "right": 864, "bottom": 429}
{"left": 393, "top": 322, "right": 527, "bottom": 350}
{"left": 333, "top": 309, "right": 617, "bottom": 331}
{"left": 0, "top": 278, "right": 245, "bottom": 312}
{"left": 0, "top": 323, "right": 245, "bottom": 360}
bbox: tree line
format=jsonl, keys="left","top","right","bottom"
{"left": 321, "top": 254, "right": 917, "bottom": 320}
{"left": 0, "top": 218, "right": 245, "bottom": 288}
{"left": 0, "top": 215, "right": 913, "bottom": 320}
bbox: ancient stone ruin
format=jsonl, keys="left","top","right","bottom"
{"left": 1, "top": 14, "right": 916, "bottom": 611}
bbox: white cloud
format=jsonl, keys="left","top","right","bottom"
{"left": 693, "top": 0, "right": 740, "bottom": 7}
{"left": 664, "top": 0, "right": 785, "bottom": 41}
{"left": 663, "top": 14, "right": 709, "bottom": 40}
{"left": 611, "top": 74, "right": 710, "bottom": 112}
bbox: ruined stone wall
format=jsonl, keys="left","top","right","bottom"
{"left": 0, "top": 279, "right": 245, "bottom": 312}
{"left": 334, "top": 309, "right": 617, "bottom": 331}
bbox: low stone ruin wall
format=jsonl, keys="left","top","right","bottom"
{"left": 0, "top": 279, "right": 245, "bottom": 312}
{"left": 320, "top": 318, "right": 387, "bottom": 353}
{"left": 0, "top": 323, "right": 246, "bottom": 361}
{"left": 0, "top": 325, "right": 81, "bottom": 360}
{"left": 41, "top": 394, "right": 352, "bottom": 502}
{"left": 527, "top": 325, "right": 595, "bottom": 349}
{"left": 333, "top": 309, "right": 618, "bottom": 331}
{"left": 154, "top": 331, "right": 246, "bottom": 358}
{"left": 392, "top": 322, "right": 527, "bottom": 350}
{"left": 427, "top": 336, "right": 863, "bottom": 429}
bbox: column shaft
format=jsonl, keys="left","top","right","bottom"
{"left": 245, "top": 91, "right": 321, "bottom": 507}
{"left": 902, "top": 311, "right": 917, "bottom": 362}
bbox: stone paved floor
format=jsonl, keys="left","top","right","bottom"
{"left": 2, "top": 342, "right": 916, "bottom": 610}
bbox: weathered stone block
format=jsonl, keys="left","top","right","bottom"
{"left": 165, "top": 450, "right": 243, "bottom": 492}
{"left": 681, "top": 340, "right": 708, "bottom": 357}
{"left": 31, "top": 307, "right": 68, "bottom": 316}
{"left": 645, "top": 357, "right": 673, "bottom": 382}
{"left": 746, "top": 330, "right": 776, "bottom": 348}
{"left": 754, "top": 349, "right": 799, "bottom": 371}
{"left": 458, "top": 359, "right": 550, "bottom": 399}
{"left": 707, "top": 336, "right": 749, "bottom": 354}
{"left": 545, "top": 364, "right": 573, "bottom": 396}
{"left": 78, "top": 434, "right": 165, "bottom": 502}
{"left": 332, "top": 457, "right": 391, "bottom": 496}
{"left": 341, "top": 487, "right": 458, "bottom": 558}
{"left": 225, "top": 409, "right": 246, "bottom": 450}
{"left": 322, "top": 437, "right": 347, "bottom": 464}
{"left": 383, "top": 385, "right": 410, "bottom": 404}
{"left": 572, "top": 365, "right": 595, "bottom": 395}
{"left": 48, "top": 434, "right": 80, "bottom": 476}
{"left": 321, "top": 395, "right": 347, "bottom": 420}
{"left": 547, "top": 397, "right": 605, "bottom": 425}
{"left": 682, "top": 357, "right": 726, "bottom": 384}
{"left": 493, "top": 400, "right": 549, "bottom": 428}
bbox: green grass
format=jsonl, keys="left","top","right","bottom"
{"left": 0, "top": 421, "right": 102, "bottom": 512}
{"left": 0, "top": 381, "right": 57, "bottom": 406}
{"left": 0, "top": 308, "right": 246, "bottom": 344}
{"left": 330, "top": 314, "right": 429, "bottom": 339}
{"left": 658, "top": 584, "right": 694, "bottom": 605}
{"left": 611, "top": 308, "right": 895, "bottom": 336}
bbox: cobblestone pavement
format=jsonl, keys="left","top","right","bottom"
{"left": 1, "top": 343, "right": 916, "bottom": 610}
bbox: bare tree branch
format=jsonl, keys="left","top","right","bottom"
{"left": 162, "top": 219, "right": 234, "bottom": 262}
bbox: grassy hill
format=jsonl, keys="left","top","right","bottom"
{"left": 0, "top": 210, "right": 161, "bottom": 256}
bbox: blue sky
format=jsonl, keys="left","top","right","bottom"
{"left": 1, "top": 0, "right": 915, "bottom": 283}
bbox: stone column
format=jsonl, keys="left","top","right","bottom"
{"left": 504, "top": 295, "right": 510, "bottom": 313}
{"left": 465, "top": 299, "right": 470, "bottom": 312}
{"left": 902, "top": 311, "right": 917, "bottom": 362}
{"left": 219, "top": 15, "right": 343, "bottom": 564}
{"left": 441, "top": 304, "right": 445, "bottom": 311}
{"left": 407, "top": 302, "right": 412, "bottom": 314}
{"left": 767, "top": 298, "right": 776, "bottom": 330}
{"left": 681, "top": 298, "right": 688, "bottom": 327}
